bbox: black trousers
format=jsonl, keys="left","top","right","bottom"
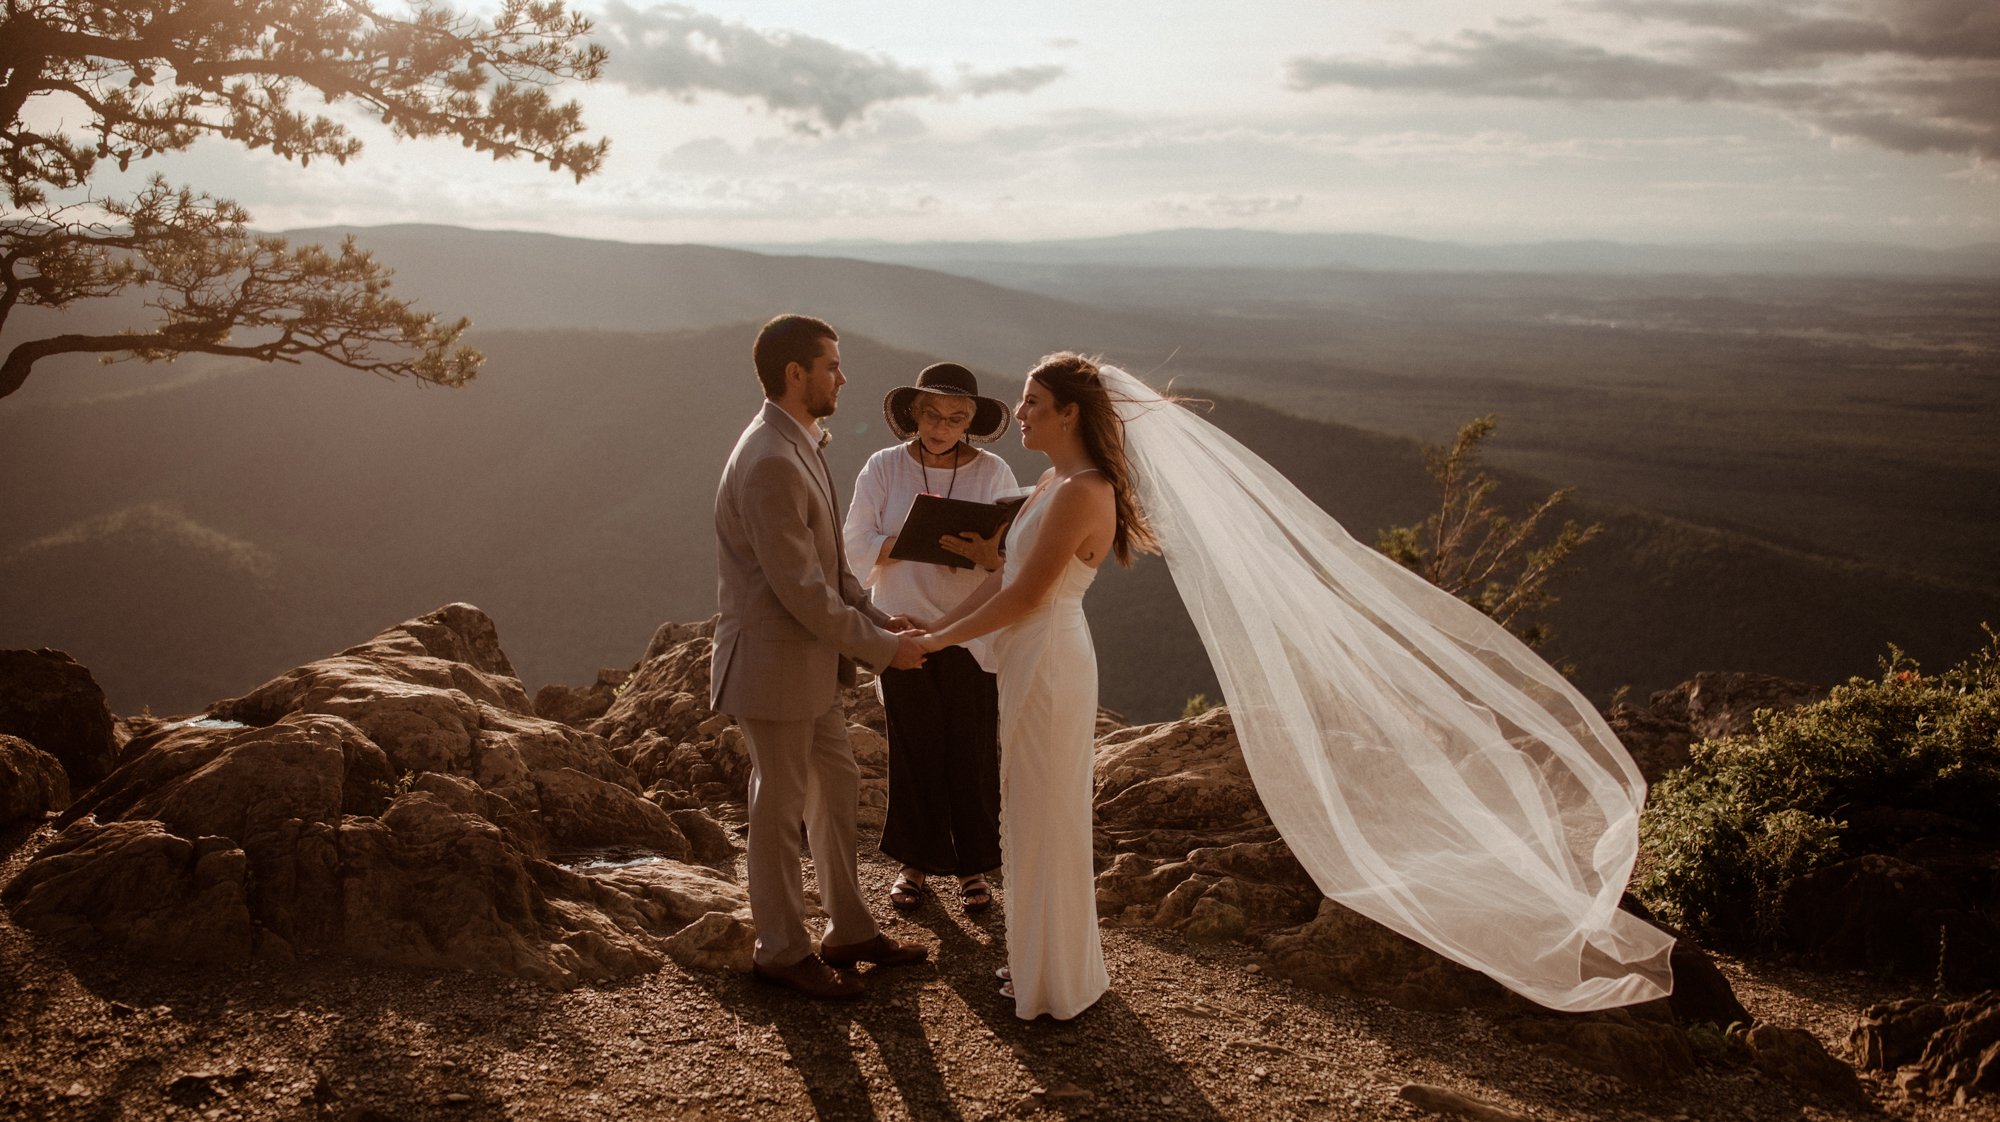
{"left": 877, "top": 644, "right": 1002, "bottom": 877}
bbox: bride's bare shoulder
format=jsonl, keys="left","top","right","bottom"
{"left": 1051, "top": 469, "right": 1115, "bottom": 513}
{"left": 1063, "top": 469, "right": 1114, "bottom": 495}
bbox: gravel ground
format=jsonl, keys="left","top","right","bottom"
{"left": 3, "top": 821, "right": 1993, "bottom": 1122}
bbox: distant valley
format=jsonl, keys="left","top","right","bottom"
{"left": 731, "top": 227, "right": 2000, "bottom": 278}
{"left": 3, "top": 225, "right": 1995, "bottom": 720}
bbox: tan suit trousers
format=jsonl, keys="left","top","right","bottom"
{"left": 740, "top": 703, "right": 879, "bottom": 966}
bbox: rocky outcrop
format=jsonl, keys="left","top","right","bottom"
{"left": 1743, "top": 1024, "right": 1865, "bottom": 1102}
{"left": 1850, "top": 992, "right": 2000, "bottom": 1104}
{"left": 3, "top": 606, "right": 745, "bottom": 986}
{"left": 1605, "top": 671, "right": 1821, "bottom": 782}
{"left": 0, "top": 735, "right": 71, "bottom": 830}
{"left": 589, "top": 617, "right": 895, "bottom": 828}
{"left": 1092, "top": 709, "right": 1318, "bottom": 944}
{"left": 593, "top": 619, "right": 720, "bottom": 752}
{"left": 1508, "top": 1007, "right": 1695, "bottom": 1088}
{"left": 533, "top": 669, "right": 630, "bottom": 729}
{"left": 1617, "top": 893, "right": 1753, "bottom": 1030}
{"left": 1267, "top": 898, "right": 1509, "bottom": 1011}
{"left": 1778, "top": 854, "right": 1998, "bottom": 990}
{"left": 200, "top": 604, "right": 720, "bottom": 862}
{"left": 0, "top": 649, "right": 119, "bottom": 790}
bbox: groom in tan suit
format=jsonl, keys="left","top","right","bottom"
{"left": 712, "top": 314, "right": 930, "bottom": 999}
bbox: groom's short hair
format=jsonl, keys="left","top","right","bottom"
{"left": 753, "top": 315, "right": 838, "bottom": 398}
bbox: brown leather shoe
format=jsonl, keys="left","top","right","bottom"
{"left": 819, "top": 932, "right": 929, "bottom": 969}
{"left": 751, "top": 953, "right": 864, "bottom": 999}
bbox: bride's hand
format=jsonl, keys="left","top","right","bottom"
{"left": 886, "top": 613, "right": 930, "bottom": 632}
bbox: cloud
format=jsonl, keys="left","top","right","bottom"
{"left": 597, "top": 4, "right": 1064, "bottom": 130}
{"left": 1151, "top": 193, "right": 1305, "bottom": 219}
{"left": 1288, "top": 32, "right": 1745, "bottom": 101}
{"left": 960, "top": 64, "right": 1068, "bottom": 97}
{"left": 1286, "top": 0, "right": 2000, "bottom": 160}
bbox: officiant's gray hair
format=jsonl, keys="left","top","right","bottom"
{"left": 1028, "top": 352, "right": 1158, "bottom": 567}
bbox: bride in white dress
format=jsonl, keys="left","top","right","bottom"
{"left": 920, "top": 351, "right": 1677, "bottom": 1019}
{"left": 915, "top": 352, "right": 1152, "bottom": 1020}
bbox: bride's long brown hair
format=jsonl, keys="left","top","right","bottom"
{"left": 1027, "top": 352, "right": 1159, "bottom": 568}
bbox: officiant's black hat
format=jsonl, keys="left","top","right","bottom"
{"left": 884, "top": 363, "right": 1012, "bottom": 444}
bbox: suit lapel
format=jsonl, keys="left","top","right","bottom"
{"left": 759, "top": 401, "right": 844, "bottom": 566}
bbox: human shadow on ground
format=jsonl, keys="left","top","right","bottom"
{"left": 705, "top": 899, "right": 1232, "bottom": 1122}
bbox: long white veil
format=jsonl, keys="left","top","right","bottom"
{"left": 1101, "top": 364, "right": 1674, "bottom": 1012}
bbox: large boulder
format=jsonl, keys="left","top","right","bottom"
{"left": 588, "top": 617, "right": 896, "bottom": 827}
{"left": 1267, "top": 898, "right": 1510, "bottom": 1012}
{"left": 0, "top": 735, "right": 70, "bottom": 829}
{"left": 593, "top": 618, "right": 719, "bottom": 751}
{"left": 534, "top": 668, "right": 629, "bottom": 729}
{"left": 1508, "top": 1007, "right": 1695, "bottom": 1088}
{"left": 0, "top": 649, "right": 119, "bottom": 789}
{"left": 1094, "top": 707, "right": 1271, "bottom": 839}
{"left": 1619, "top": 893, "right": 1753, "bottom": 1030}
{"left": 3, "top": 605, "right": 743, "bottom": 986}
{"left": 1850, "top": 992, "right": 2000, "bottom": 1104}
{"left": 1743, "top": 1024, "right": 1865, "bottom": 1103}
{"left": 1777, "top": 853, "right": 1999, "bottom": 990}
{"left": 1605, "top": 672, "right": 1821, "bottom": 782}
{"left": 1091, "top": 709, "right": 1316, "bottom": 942}
{"left": 202, "top": 603, "right": 709, "bottom": 860}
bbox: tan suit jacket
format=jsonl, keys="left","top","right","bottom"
{"left": 712, "top": 400, "right": 899, "bottom": 721}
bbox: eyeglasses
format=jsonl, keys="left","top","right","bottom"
{"left": 917, "top": 406, "right": 974, "bottom": 427}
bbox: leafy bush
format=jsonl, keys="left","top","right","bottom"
{"left": 1634, "top": 627, "right": 2000, "bottom": 944}
{"left": 1684, "top": 1021, "right": 1751, "bottom": 1067}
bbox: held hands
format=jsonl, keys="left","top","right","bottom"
{"left": 937, "top": 527, "right": 1004, "bottom": 571}
{"left": 888, "top": 615, "right": 933, "bottom": 669}
{"left": 890, "top": 632, "right": 928, "bottom": 670}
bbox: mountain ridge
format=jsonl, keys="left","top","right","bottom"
{"left": 720, "top": 226, "right": 2000, "bottom": 278}
{"left": 4, "top": 323, "right": 1991, "bottom": 723}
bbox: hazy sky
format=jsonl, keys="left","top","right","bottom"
{"left": 75, "top": 0, "right": 2000, "bottom": 246}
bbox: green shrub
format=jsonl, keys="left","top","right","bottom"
{"left": 1634, "top": 626, "right": 2000, "bottom": 945}
{"left": 1685, "top": 1020, "right": 1750, "bottom": 1067}
{"left": 1181, "top": 693, "right": 1215, "bottom": 720}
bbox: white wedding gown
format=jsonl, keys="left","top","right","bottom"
{"left": 993, "top": 482, "right": 1110, "bottom": 1021}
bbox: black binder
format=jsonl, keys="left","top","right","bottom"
{"left": 888, "top": 494, "right": 1027, "bottom": 569}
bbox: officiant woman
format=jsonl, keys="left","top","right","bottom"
{"left": 844, "top": 363, "right": 1021, "bottom": 913}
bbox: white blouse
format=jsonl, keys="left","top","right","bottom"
{"left": 844, "top": 443, "right": 1020, "bottom": 671}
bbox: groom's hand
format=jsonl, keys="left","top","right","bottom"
{"left": 890, "top": 634, "right": 928, "bottom": 670}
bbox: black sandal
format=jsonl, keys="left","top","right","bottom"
{"left": 889, "top": 872, "right": 929, "bottom": 911}
{"left": 959, "top": 876, "right": 994, "bottom": 913}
